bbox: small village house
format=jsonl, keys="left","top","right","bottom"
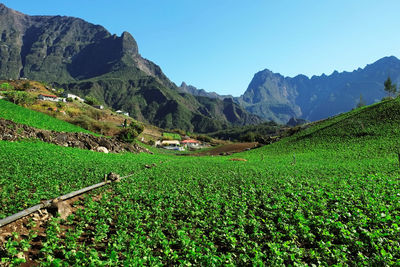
{"left": 181, "top": 139, "right": 201, "bottom": 149}
{"left": 116, "top": 110, "right": 129, "bottom": 116}
{"left": 93, "top": 105, "right": 104, "bottom": 110}
{"left": 63, "top": 93, "right": 85, "bottom": 102}
{"left": 161, "top": 140, "right": 180, "bottom": 147}
{"left": 160, "top": 140, "right": 184, "bottom": 151}
{"left": 38, "top": 94, "right": 59, "bottom": 102}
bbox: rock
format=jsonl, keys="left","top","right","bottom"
{"left": 0, "top": 118, "right": 150, "bottom": 154}
{"left": 99, "top": 138, "right": 113, "bottom": 150}
{"left": 97, "top": 146, "right": 109, "bottom": 153}
{"left": 49, "top": 198, "right": 72, "bottom": 220}
{"left": 107, "top": 172, "right": 120, "bottom": 182}
{"left": 36, "top": 131, "right": 52, "bottom": 142}
{"left": 55, "top": 133, "right": 69, "bottom": 144}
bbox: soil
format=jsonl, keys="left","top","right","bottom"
{"left": 193, "top": 142, "right": 260, "bottom": 156}
{"left": 0, "top": 118, "right": 150, "bottom": 154}
{"left": 0, "top": 194, "right": 85, "bottom": 266}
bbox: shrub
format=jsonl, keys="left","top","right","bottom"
{"left": 0, "top": 82, "right": 13, "bottom": 90}
{"left": 117, "top": 122, "right": 144, "bottom": 143}
{"left": 3, "top": 91, "right": 34, "bottom": 105}
{"left": 195, "top": 134, "right": 212, "bottom": 143}
{"left": 85, "top": 96, "right": 100, "bottom": 106}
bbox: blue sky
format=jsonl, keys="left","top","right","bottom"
{"left": 2, "top": 0, "right": 400, "bottom": 96}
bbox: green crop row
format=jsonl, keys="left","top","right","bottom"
{"left": 0, "top": 141, "right": 163, "bottom": 218}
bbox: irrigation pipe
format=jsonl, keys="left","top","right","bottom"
{"left": 0, "top": 173, "right": 135, "bottom": 228}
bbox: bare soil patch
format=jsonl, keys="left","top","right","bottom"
{"left": 193, "top": 142, "right": 260, "bottom": 156}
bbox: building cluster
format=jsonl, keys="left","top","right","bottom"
{"left": 155, "top": 138, "right": 203, "bottom": 151}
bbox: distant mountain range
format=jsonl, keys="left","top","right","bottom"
{"left": 179, "top": 82, "right": 233, "bottom": 100}
{"left": 178, "top": 58, "right": 400, "bottom": 125}
{"left": 0, "top": 4, "right": 261, "bottom": 132}
{"left": 237, "top": 56, "right": 400, "bottom": 123}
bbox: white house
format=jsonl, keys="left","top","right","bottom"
{"left": 161, "top": 140, "right": 180, "bottom": 146}
{"left": 63, "top": 93, "right": 84, "bottom": 102}
{"left": 38, "top": 94, "right": 59, "bottom": 102}
{"left": 93, "top": 105, "right": 104, "bottom": 110}
{"left": 116, "top": 110, "right": 129, "bottom": 116}
{"left": 181, "top": 139, "right": 201, "bottom": 149}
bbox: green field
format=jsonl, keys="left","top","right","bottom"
{"left": 1, "top": 98, "right": 400, "bottom": 265}
{"left": 0, "top": 99, "right": 92, "bottom": 133}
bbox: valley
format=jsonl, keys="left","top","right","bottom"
{"left": 0, "top": 2, "right": 399, "bottom": 266}
{"left": 1, "top": 94, "right": 400, "bottom": 265}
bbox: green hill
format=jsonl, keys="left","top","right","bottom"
{"left": 0, "top": 99, "right": 92, "bottom": 133}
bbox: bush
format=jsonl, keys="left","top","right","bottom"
{"left": 117, "top": 122, "right": 144, "bottom": 143}
{"left": 22, "top": 81, "right": 31, "bottom": 90}
{"left": 85, "top": 96, "right": 100, "bottom": 106}
{"left": 195, "top": 134, "right": 212, "bottom": 143}
{"left": 3, "top": 91, "right": 34, "bottom": 105}
{"left": 0, "top": 82, "right": 13, "bottom": 90}
{"left": 162, "top": 132, "right": 181, "bottom": 140}
{"left": 148, "top": 140, "right": 155, "bottom": 146}
{"left": 66, "top": 97, "right": 73, "bottom": 102}
{"left": 56, "top": 102, "right": 65, "bottom": 109}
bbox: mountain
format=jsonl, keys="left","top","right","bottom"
{"left": 179, "top": 82, "right": 233, "bottom": 100}
{"left": 238, "top": 56, "right": 400, "bottom": 124}
{"left": 0, "top": 4, "right": 261, "bottom": 133}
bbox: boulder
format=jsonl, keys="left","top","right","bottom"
{"left": 97, "top": 146, "right": 109, "bottom": 153}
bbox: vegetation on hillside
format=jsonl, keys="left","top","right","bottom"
{"left": 0, "top": 99, "right": 92, "bottom": 134}
{"left": 209, "top": 121, "right": 282, "bottom": 143}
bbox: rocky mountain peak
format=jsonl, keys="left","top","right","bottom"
{"left": 121, "top": 31, "right": 138, "bottom": 56}
{"left": 240, "top": 56, "right": 400, "bottom": 124}
{"left": 0, "top": 3, "right": 8, "bottom": 13}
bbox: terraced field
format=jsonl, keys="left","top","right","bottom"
{"left": 1, "top": 98, "right": 400, "bottom": 265}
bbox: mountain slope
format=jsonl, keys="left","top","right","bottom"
{"left": 238, "top": 56, "right": 400, "bottom": 124}
{"left": 179, "top": 82, "right": 233, "bottom": 100}
{"left": 0, "top": 4, "right": 261, "bottom": 132}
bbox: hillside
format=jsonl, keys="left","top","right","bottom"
{"left": 0, "top": 98, "right": 91, "bottom": 134}
{"left": 1, "top": 96, "right": 400, "bottom": 265}
{"left": 238, "top": 56, "right": 400, "bottom": 124}
{"left": 0, "top": 4, "right": 262, "bottom": 133}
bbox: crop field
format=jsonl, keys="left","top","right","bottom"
{"left": 0, "top": 141, "right": 162, "bottom": 218}
{"left": 1, "top": 98, "right": 400, "bottom": 265}
{"left": 0, "top": 99, "right": 92, "bottom": 133}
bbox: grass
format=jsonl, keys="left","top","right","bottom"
{"left": 0, "top": 99, "right": 93, "bottom": 134}
{"left": 1, "top": 98, "right": 400, "bottom": 265}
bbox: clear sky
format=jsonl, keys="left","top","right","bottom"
{"left": 2, "top": 0, "right": 400, "bottom": 96}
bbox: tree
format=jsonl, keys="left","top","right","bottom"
{"left": 356, "top": 94, "right": 366, "bottom": 108}
{"left": 117, "top": 121, "right": 144, "bottom": 143}
{"left": 384, "top": 76, "right": 397, "bottom": 98}
{"left": 85, "top": 96, "right": 100, "bottom": 106}
{"left": 4, "top": 91, "right": 33, "bottom": 105}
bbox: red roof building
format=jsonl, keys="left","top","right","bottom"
{"left": 39, "top": 94, "right": 57, "bottom": 98}
{"left": 181, "top": 139, "right": 200, "bottom": 144}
